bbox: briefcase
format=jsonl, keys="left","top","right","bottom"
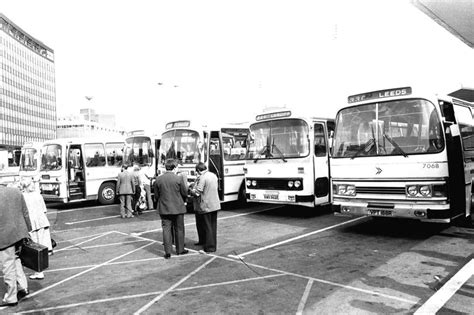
{"left": 20, "top": 240, "right": 49, "bottom": 272}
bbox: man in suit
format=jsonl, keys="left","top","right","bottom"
{"left": 153, "top": 159, "right": 189, "bottom": 259}
{"left": 116, "top": 164, "right": 135, "bottom": 218}
{"left": 190, "top": 162, "right": 221, "bottom": 253}
{"left": 0, "top": 183, "right": 32, "bottom": 307}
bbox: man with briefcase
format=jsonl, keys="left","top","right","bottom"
{"left": 0, "top": 183, "right": 32, "bottom": 308}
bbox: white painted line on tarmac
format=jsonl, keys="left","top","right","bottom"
{"left": 134, "top": 256, "right": 217, "bottom": 315}
{"left": 46, "top": 203, "right": 114, "bottom": 214}
{"left": 134, "top": 206, "right": 282, "bottom": 236}
{"left": 64, "top": 210, "right": 155, "bottom": 225}
{"left": 17, "top": 273, "right": 284, "bottom": 314}
{"left": 414, "top": 259, "right": 474, "bottom": 315}
{"left": 56, "top": 231, "right": 115, "bottom": 243}
{"left": 57, "top": 240, "right": 150, "bottom": 251}
{"left": 239, "top": 259, "right": 418, "bottom": 305}
{"left": 54, "top": 231, "right": 115, "bottom": 253}
{"left": 26, "top": 241, "right": 155, "bottom": 299}
{"left": 296, "top": 279, "right": 314, "bottom": 315}
{"left": 230, "top": 216, "right": 365, "bottom": 259}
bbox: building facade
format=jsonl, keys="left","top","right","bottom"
{"left": 0, "top": 13, "right": 56, "bottom": 172}
{"left": 57, "top": 113, "right": 126, "bottom": 139}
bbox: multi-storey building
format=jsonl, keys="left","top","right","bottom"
{"left": 0, "top": 13, "right": 56, "bottom": 174}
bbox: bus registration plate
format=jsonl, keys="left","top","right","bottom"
{"left": 263, "top": 193, "right": 279, "bottom": 200}
{"left": 42, "top": 184, "right": 53, "bottom": 191}
{"left": 368, "top": 209, "right": 393, "bottom": 216}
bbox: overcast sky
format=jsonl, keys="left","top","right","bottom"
{"left": 1, "top": 0, "right": 474, "bottom": 132}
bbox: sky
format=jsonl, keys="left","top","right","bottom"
{"left": 1, "top": 0, "right": 474, "bottom": 133}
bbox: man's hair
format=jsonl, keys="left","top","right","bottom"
{"left": 165, "top": 159, "right": 177, "bottom": 171}
{"left": 195, "top": 162, "right": 207, "bottom": 172}
{"left": 122, "top": 164, "right": 129, "bottom": 170}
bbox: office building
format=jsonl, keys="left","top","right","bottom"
{"left": 0, "top": 13, "right": 56, "bottom": 171}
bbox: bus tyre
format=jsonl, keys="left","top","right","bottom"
{"left": 237, "top": 183, "right": 247, "bottom": 206}
{"left": 98, "top": 182, "right": 116, "bottom": 205}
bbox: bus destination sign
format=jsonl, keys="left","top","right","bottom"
{"left": 348, "top": 87, "right": 412, "bottom": 104}
{"left": 166, "top": 120, "right": 191, "bottom": 129}
{"left": 256, "top": 110, "right": 291, "bottom": 121}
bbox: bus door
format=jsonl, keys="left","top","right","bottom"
{"left": 313, "top": 121, "right": 331, "bottom": 205}
{"left": 209, "top": 131, "right": 224, "bottom": 200}
{"left": 67, "top": 144, "right": 85, "bottom": 201}
{"left": 154, "top": 138, "right": 161, "bottom": 178}
{"left": 440, "top": 102, "right": 470, "bottom": 220}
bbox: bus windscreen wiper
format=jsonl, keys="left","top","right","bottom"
{"left": 253, "top": 145, "right": 272, "bottom": 163}
{"left": 383, "top": 134, "right": 408, "bottom": 157}
{"left": 271, "top": 141, "right": 287, "bottom": 163}
{"left": 350, "top": 138, "right": 375, "bottom": 159}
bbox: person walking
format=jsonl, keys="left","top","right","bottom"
{"left": 116, "top": 164, "right": 135, "bottom": 218}
{"left": 0, "top": 183, "right": 32, "bottom": 307}
{"left": 190, "top": 162, "right": 221, "bottom": 253}
{"left": 153, "top": 159, "right": 188, "bottom": 259}
{"left": 21, "top": 178, "right": 53, "bottom": 280}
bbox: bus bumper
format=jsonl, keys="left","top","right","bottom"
{"left": 246, "top": 192, "right": 316, "bottom": 207}
{"left": 333, "top": 199, "right": 452, "bottom": 223}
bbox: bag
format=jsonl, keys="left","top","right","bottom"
{"left": 51, "top": 238, "right": 57, "bottom": 249}
{"left": 19, "top": 239, "right": 49, "bottom": 272}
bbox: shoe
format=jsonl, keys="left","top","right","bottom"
{"left": 204, "top": 249, "right": 216, "bottom": 253}
{"left": 127, "top": 215, "right": 134, "bottom": 218}
{"left": 0, "top": 301, "right": 18, "bottom": 307}
{"left": 30, "top": 272, "right": 44, "bottom": 280}
{"left": 194, "top": 242, "right": 203, "bottom": 246}
{"left": 177, "top": 250, "right": 189, "bottom": 255}
{"left": 121, "top": 215, "right": 126, "bottom": 219}
{"left": 17, "top": 289, "right": 29, "bottom": 301}
{"left": 48, "top": 250, "right": 54, "bottom": 256}
{"left": 163, "top": 253, "right": 171, "bottom": 259}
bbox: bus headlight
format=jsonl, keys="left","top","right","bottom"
{"left": 251, "top": 180, "right": 257, "bottom": 187}
{"left": 335, "top": 184, "right": 356, "bottom": 196}
{"left": 288, "top": 181, "right": 294, "bottom": 188}
{"left": 407, "top": 185, "right": 418, "bottom": 196}
{"left": 419, "top": 185, "right": 432, "bottom": 197}
{"left": 246, "top": 180, "right": 252, "bottom": 187}
{"left": 406, "top": 184, "right": 437, "bottom": 198}
{"left": 294, "top": 180, "right": 301, "bottom": 188}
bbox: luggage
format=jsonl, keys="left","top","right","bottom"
{"left": 20, "top": 239, "right": 49, "bottom": 272}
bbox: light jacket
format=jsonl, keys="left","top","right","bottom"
{"left": 117, "top": 170, "right": 135, "bottom": 195}
{"left": 193, "top": 170, "right": 221, "bottom": 213}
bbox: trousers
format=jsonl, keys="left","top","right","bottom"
{"left": 160, "top": 214, "right": 185, "bottom": 255}
{"left": 0, "top": 245, "right": 28, "bottom": 303}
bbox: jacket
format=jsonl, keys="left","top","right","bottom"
{"left": 153, "top": 171, "right": 187, "bottom": 215}
{"left": 0, "top": 186, "right": 32, "bottom": 250}
{"left": 194, "top": 170, "right": 221, "bottom": 213}
{"left": 117, "top": 170, "right": 135, "bottom": 195}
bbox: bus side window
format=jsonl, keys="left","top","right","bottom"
{"left": 85, "top": 143, "right": 106, "bottom": 167}
{"left": 314, "top": 123, "right": 327, "bottom": 157}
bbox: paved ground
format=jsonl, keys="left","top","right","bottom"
{"left": 1, "top": 202, "right": 473, "bottom": 314}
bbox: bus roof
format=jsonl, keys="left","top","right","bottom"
{"left": 42, "top": 136, "right": 125, "bottom": 145}
{"left": 253, "top": 109, "right": 333, "bottom": 123}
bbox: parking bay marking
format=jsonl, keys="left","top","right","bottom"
{"left": 228, "top": 216, "right": 366, "bottom": 259}
{"left": 414, "top": 258, "right": 474, "bottom": 315}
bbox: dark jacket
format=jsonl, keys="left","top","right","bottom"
{"left": 153, "top": 172, "right": 187, "bottom": 215}
{"left": 0, "top": 186, "right": 32, "bottom": 250}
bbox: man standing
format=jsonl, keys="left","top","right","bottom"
{"left": 116, "top": 164, "right": 135, "bottom": 218}
{"left": 191, "top": 162, "right": 221, "bottom": 253}
{"left": 153, "top": 159, "right": 189, "bottom": 259}
{"left": 0, "top": 184, "right": 32, "bottom": 307}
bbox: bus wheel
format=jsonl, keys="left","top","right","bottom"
{"left": 237, "top": 183, "right": 247, "bottom": 206}
{"left": 98, "top": 182, "right": 116, "bottom": 205}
